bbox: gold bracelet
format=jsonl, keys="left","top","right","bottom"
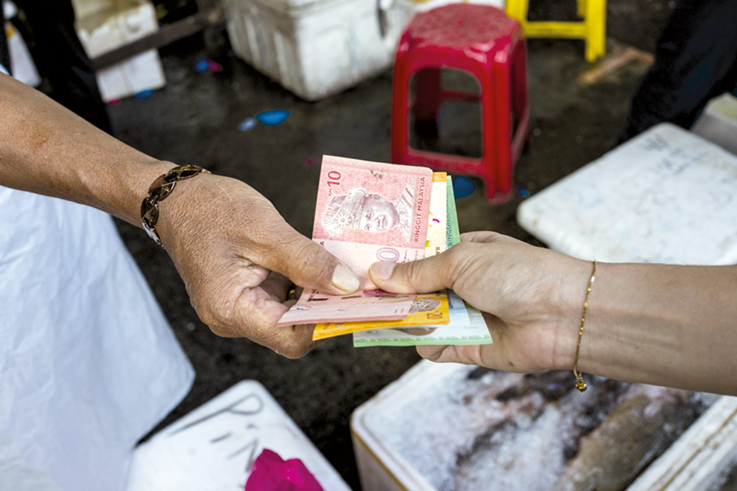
{"left": 573, "top": 260, "right": 597, "bottom": 392}
{"left": 140, "top": 164, "right": 210, "bottom": 247}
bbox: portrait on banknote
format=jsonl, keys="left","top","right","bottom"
{"left": 321, "top": 187, "right": 414, "bottom": 239}
{"left": 313, "top": 156, "right": 431, "bottom": 250}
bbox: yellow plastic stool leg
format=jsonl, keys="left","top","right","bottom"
{"left": 577, "top": 0, "right": 587, "bottom": 18}
{"left": 585, "top": 0, "right": 606, "bottom": 62}
{"left": 504, "top": 0, "right": 530, "bottom": 27}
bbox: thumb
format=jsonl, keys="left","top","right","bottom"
{"left": 260, "top": 229, "right": 361, "bottom": 296}
{"left": 369, "top": 251, "right": 458, "bottom": 294}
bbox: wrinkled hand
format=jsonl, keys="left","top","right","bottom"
{"left": 155, "top": 173, "right": 360, "bottom": 358}
{"left": 369, "top": 232, "right": 590, "bottom": 372}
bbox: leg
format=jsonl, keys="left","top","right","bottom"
{"left": 585, "top": 0, "right": 606, "bottom": 62}
{"left": 413, "top": 68, "right": 442, "bottom": 138}
{"left": 14, "top": 0, "right": 112, "bottom": 133}
{"left": 0, "top": 6, "right": 10, "bottom": 72}
{"left": 505, "top": 0, "right": 529, "bottom": 26}
{"left": 618, "top": 0, "right": 737, "bottom": 143}
{"left": 577, "top": 0, "right": 587, "bottom": 18}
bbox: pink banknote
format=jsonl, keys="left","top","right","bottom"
{"left": 276, "top": 289, "right": 415, "bottom": 326}
{"left": 313, "top": 155, "right": 433, "bottom": 289}
{"left": 276, "top": 156, "right": 433, "bottom": 327}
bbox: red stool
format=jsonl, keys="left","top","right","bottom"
{"left": 391, "top": 4, "right": 529, "bottom": 202}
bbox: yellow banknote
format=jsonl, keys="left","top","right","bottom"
{"left": 313, "top": 292, "right": 450, "bottom": 340}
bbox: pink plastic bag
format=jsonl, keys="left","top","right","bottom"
{"left": 244, "top": 449, "right": 325, "bottom": 491}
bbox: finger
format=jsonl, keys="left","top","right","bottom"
{"left": 260, "top": 271, "right": 292, "bottom": 303}
{"left": 460, "top": 231, "right": 519, "bottom": 245}
{"left": 416, "top": 344, "right": 448, "bottom": 361}
{"left": 418, "top": 343, "right": 492, "bottom": 365}
{"left": 369, "top": 247, "right": 468, "bottom": 294}
{"left": 219, "top": 287, "right": 320, "bottom": 359}
{"left": 257, "top": 228, "right": 361, "bottom": 296}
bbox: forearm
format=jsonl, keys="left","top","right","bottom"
{"left": 574, "top": 262, "right": 737, "bottom": 394}
{"left": 0, "top": 73, "right": 170, "bottom": 225}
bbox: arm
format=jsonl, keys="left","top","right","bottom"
{"left": 0, "top": 73, "right": 361, "bottom": 358}
{"left": 369, "top": 231, "right": 737, "bottom": 395}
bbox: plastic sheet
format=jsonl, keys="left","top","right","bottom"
{"left": 0, "top": 187, "right": 194, "bottom": 491}
{"left": 245, "top": 449, "right": 324, "bottom": 491}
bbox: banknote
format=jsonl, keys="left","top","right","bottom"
{"left": 425, "top": 172, "right": 447, "bottom": 258}
{"left": 423, "top": 290, "right": 469, "bottom": 328}
{"left": 352, "top": 308, "right": 492, "bottom": 347}
{"left": 311, "top": 292, "right": 450, "bottom": 341}
{"left": 312, "top": 155, "right": 434, "bottom": 289}
{"left": 277, "top": 290, "right": 416, "bottom": 326}
{"left": 277, "top": 156, "right": 434, "bottom": 327}
{"left": 446, "top": 175, "right": 461, "bottom": 249}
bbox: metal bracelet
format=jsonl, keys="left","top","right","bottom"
{"left": 140, "top": 164, "right": 210, "bottom": 247}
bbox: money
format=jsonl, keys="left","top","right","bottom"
{"left": 446, "top": 175, "right": 461, "bottom": 249}
{"left": 277, "top": 155, "right": 492, "bottom": 350}
{"left": 277, "top": 156, "right": 434, "bottom": 327}
{"left": 352, "top": 308, "right": 492, "bottom": 347}
{"left": 351, "top": 180, "right": 492, "bottom": 348}
{"left": 311, "top": 292, "right": 450, "bottom": 341}
{"left": 425, "top": 172, "right": 447, "bottom": 258}
{"left": 424, "top": 290, "right": 470, "bottom": 328}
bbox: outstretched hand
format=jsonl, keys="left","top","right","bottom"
{"left": 369, "top": 232, "right": 591, "bottom": 372}
{"left": 156, "top": 173, "right": 361, "bottom": 358}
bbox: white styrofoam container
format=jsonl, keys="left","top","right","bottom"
{"left": 691, "top": 92, "right": 737, "bottom": 156}
{"left": 517, "top": 123, "right": 737, "bottom": 265}
{"left": 223, "top": 0, "right": 414, "bottom": 100}
{"left": 351, "top": 360, "right": 464, "bottom": 491}
{"left": 71, "top": 0, "right": 117, "bottom": 21}
{"left": 75, "top": 0, "right": 166, "bottom": 102}
{"left": 125, "top": 380, "right": 351, "bottom": 491}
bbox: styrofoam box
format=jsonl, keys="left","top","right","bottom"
{"left": 351, "top": 360, "right": 467, "bottom": 491}
{"left": 74, "top": 0, "right": 166, "bottom": 102}
{"left": 223, "top": 0, "right": 415, "bottom": 101}
{"left": 125, "top": 380, "right": 351, "bottom": 491}
{"left": 222, "top": 0, "right": 507, "bottom": 101}
{"left": 691, "top": 92, "right": 737, "bottom": 156}
{"left": 516, "top": 123, "right": 737, "bottom": 265}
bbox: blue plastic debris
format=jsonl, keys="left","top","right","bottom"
{"left": 134, "top": 90, "right": 154, "bottom": 100}
{"left": 194, "top": 58, "right": 210, "bottom": 73}
{"left": 238, "top": 117, "right": 257, "bottom": 132}
{"left": 256, "top": 110, "right": 290, "bottom": 126}
{"left": 517, "top": 186, "right": 530, "bottom": 198}
{"left": 452, "top": 175, "right": 476, "bottom": 199}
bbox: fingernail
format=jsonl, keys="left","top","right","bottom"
{"left": 331, "top": 264, "right": 360, "bottom": 293}
{"left": 370, "top": 261, "right": 396, "bottom": 281}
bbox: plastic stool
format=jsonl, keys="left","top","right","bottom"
{"left": 391, "top": 4, "right": 529, "bottom": 202}
{"left": 505, "top": 0, "right": 606, "bottom": 62}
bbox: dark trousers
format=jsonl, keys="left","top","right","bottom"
{"left": 0, "top": 9, "right": 10, "bottom": 71}
{"left": 1, "top": 0, "right": 111, "bottom": 133}
{"left": 619, "top": 0, "right": 737, "bottom": 143}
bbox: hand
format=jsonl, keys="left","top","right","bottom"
{"left": 369, "top": 232, "right": 591, "bottom": 372}
{"left": 155, "top": 173, "right": 361, "bottom": 358}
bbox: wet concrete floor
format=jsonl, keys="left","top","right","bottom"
{"left": 109, "top": 1, "right": 673, "bottom": 488}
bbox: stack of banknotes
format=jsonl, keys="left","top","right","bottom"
{"left": 277, "top": 156, "right": 493, "bottom": 348}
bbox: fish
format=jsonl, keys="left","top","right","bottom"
{"left": 554, "top": 385, "right": 701, "bottom": 491}
{"left": 496, "top": 370, "right": 581, "bottom": 402}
